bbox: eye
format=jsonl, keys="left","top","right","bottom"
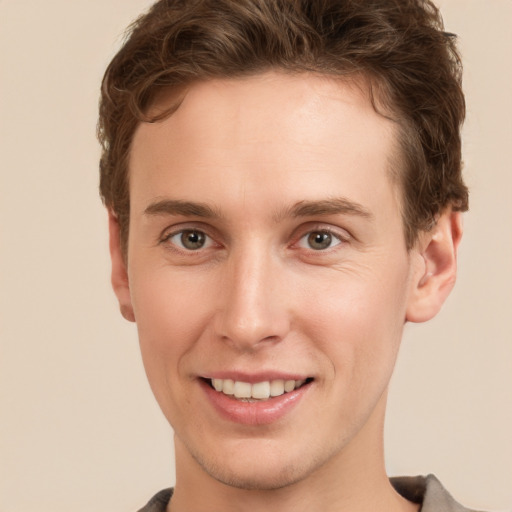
{"left": 164, "top": 229, "right": 213, "bottom": 251}
{"left": 298, "top": 230, "right": 343, "bottom": 251}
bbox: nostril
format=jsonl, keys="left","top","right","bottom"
{"left": 261, "top": 335, "right": 280, "bottom": 343}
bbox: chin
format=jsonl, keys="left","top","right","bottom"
{"left": 200, "top": 460, "right": 309, "bottom": 491}
{"left": 188, "top": 438, "right": 329, "bottom": 491}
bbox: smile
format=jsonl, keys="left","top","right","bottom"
{"left": 200, "top": 375, "right": 313, "bottom": 425}
{"left": 210, "top": 378, "right": 311, "bottom": 401}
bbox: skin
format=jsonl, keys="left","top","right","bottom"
{"left": 109, "top": 72, "right": 462, "bottom": 512}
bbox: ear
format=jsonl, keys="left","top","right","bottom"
{"left": 108, "top": 210, "right": 135, "bottom": 322}
{"left": 406, "top": 210, "right": 463, "bottom": 323}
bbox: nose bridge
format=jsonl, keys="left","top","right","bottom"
{"left": 215, "top": 240, "right": 289, "bottom": 349}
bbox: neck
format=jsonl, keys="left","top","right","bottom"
{"left": 168, "top": 393, "right": 419, "bottom": 512}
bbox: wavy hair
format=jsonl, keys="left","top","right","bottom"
{"left": 98, "top": 0, "right": 468, "bottom": 253}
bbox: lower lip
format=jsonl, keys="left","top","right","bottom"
{"left": 200, "top": 379, "right": 311, "bottom": 426}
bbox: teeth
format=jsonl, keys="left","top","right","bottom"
{"left": 233, "top": 381, "right": 252, "bottom": 398}
{"left": 269, "top": 379, "right": 284, "bottom": 397}
{"left": 210, "top": 378, "right": 308, "bottom": 400}
{"left": 212, "top": 378, "right": 223, "bottom": 392}
{"left": 251, "top": 381, "right": 270, "bottom": 399}
{"left": 284, "top": 380, "right": 296, "bottom": 392}
{"left": 222, "top": 378, "right": 235, "bottom": 395}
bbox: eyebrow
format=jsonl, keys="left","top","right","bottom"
{"left": 144, "top": 199, "right": 221, "bottom": 218}
{"left": 144, "top": 197, "right": 373, "bottom": 222}
{"left": 276, "top": 198, "right": 373, "bottom": 222}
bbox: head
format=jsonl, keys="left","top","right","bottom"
{"left": 98, "top": 0, "right": 467, "bottom": 495}
{"left": 99, "top": 0, "right": 468, "bottom": 257}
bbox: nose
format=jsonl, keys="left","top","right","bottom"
{"left": 213, "top": 246, "right": 291, "bottom": 351}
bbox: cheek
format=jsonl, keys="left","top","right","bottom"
{"left": 129, "top": 270, "right": 215, "bottom": 398}
{"left": 302, "top": 264, "right": 408, "bottom": 331}
{"left": 131, "top": 266, "right": 213, "bottom": 340}
{"left": 297, "top": 264, "right": 410, "bottom": 381}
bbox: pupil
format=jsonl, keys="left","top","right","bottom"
{"left": 181, "top": 230, "right": 205, "bottom": 250}
{"left": 308, "top": 231, "right": 332, "bottom": 250}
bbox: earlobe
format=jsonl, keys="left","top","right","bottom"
{"left": 406, "top": 210, "right": 463, "bottom": 323}
{"left": 108, "top": 210, "right": 136, "bottom": 323}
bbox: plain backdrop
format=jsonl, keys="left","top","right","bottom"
{"left": 1, "top": 1, "right": 511, "bottom": 511}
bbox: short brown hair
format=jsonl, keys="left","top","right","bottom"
{"left": 98, "top": 0, "right": 468, "bottom": 252}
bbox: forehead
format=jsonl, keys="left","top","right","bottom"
{"left": 129, "top": 72, "right": 400, "bottom": 219}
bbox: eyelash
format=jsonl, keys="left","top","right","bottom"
{"left": 160, "top": 228, "right": 217, "bottom": 252}
{"left": 295, "top": 228, "right": 346, "bottom": 252}
{"left": 159, "top": 225, "right": 350, "bottom": 255}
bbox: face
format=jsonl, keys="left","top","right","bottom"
{"left": 117, "top": 72, "right": 429, "bottom": 489}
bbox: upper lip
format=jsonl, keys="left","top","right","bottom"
{"left": 200, "top": 371, "right": 312, "bottom": 383}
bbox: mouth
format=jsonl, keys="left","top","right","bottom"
{"left": 203, "top": 377, "right": 314, "bottom": 402}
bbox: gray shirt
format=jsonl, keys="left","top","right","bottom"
{"left": 137, "top": 474, "right": 481, "bottom": 512}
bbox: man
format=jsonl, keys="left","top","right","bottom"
{"left": 98, "top": 1, "right": 475, "bottom": 510}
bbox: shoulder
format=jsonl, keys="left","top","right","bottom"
{"left": 136, "top": 488, "right": 173, "bottom": 512}
{"left": 391, "top": 474, "right": 485, "bottom": 512}
{"left": 137, "top": 477, "right": 487, "bottom": 512}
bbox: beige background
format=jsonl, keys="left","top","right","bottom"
{"left": 1, "top": 0, "right": 511, "bottom": 510}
